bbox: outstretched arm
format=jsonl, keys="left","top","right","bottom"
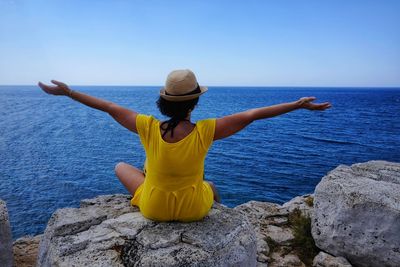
{"left": 38, "top": 80, "right": 139, "bottom": 133}
{"left": 213, "top": 97, "right": 331, "bottom": 140}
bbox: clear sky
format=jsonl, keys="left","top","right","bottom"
{"left": 0, "top": 0, "right": 399, "bottom": 87}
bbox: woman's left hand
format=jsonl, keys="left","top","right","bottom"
{"left": 297, "top": 97, "right": 331, "bottom": 111}
{"left": 38, "top": 80, "right": 71, "bottom": 96}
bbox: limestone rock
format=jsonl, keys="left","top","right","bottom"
{"left": 235, "top": 201, "right": 284, "bottom": 222}
{"left": 263, "top": 225, "right": 294, "bottom": 246}
{"left": 281, "top": 194, "right": 314, "bottom": 218}
{"left": 0, "top": 199, "right": 13, "bottom": 267}
{"left": 313, "top": 251, "right": 352, "bottom": 267}
{"left": 38, "top": 194, "right": 257, "bottom": 267}
{"left": 235, "top": 200, "right": 308, "bottom": 265}
{"left": 312, "top": 160, "right": 400, "bottom": 267}
{"left": 269, "top": 248, "right": 305, "bottom": 267}
{"left": 235, "top": 201, "right": 282, "bottom": 264}
{"left": 13, "top": 234, "right": 42, "bottom": 267}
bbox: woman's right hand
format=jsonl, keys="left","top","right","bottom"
{"left": 297, "top": 97, "right": 331, "bottom": 111}
{"left": 38, "top": 80, "right": 71, "bottom": 96}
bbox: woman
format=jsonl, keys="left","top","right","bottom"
{"left": 38, "top": 69, "right": 331, "bottom": 222}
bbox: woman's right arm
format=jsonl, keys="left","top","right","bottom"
{"left": 38, "top": 80, "right": 139, "bottom": 133}
{"left": 213, "top": 97, "right": 331, "bottom": 140}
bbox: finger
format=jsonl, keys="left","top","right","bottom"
{"left": 38, "top": 81, "right": 50, "bottom": 90}
{"left": 38, "top": 84, "right": 51, "bottom": 94}
{"left": 307, "top": 96, "right": 316, "bottom": 102}
{"left": 309, "top": 103, "right": 324, "bottom": 110}
{"left": 319, "top": 102, "right": 330, "bottom": 106}
{"left": 318, "top": 103, "right": 331, "bottom": 110}
{"left": 51, "top": 80, "right": 66, "bottom": 87}
{"left": 51, "top": 80, "right": 64, "bottom": 86}
{"left": 322, "top": 102, "right": 331, "bottom": 108}
{"left": 318, "top": 102, "right": 330, "bottom": 107}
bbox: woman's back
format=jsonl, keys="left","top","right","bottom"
{"left": 130, "top": 114, "right": 216, "bottom": 221}
{"left": 160, "top": 120, "right": 195, "bottom": 143}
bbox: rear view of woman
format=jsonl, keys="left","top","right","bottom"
{"left": 38, "top": 69, "right": 331, "bottom": 222}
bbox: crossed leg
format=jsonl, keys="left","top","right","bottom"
{"left": 206, "top": 181, "right": 221, "bottom": 203}
{"left": 115, "top": 162, "right": 221, "bottom": 203}
{"left": 114, "top": 162, "right": 145, "bottom": 195}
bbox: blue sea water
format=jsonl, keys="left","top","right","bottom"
{"left": 1, "top": 86, "right": 399, "bottom": 240}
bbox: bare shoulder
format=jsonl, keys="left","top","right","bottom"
{"left": 214, "top": 111, "right": 253, "bottom": 140}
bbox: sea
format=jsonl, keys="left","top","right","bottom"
{"left": 1, "top": 86, "right": 399, "bottom": 240}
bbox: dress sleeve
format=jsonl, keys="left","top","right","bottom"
{"left": 136, "top": 114, "right": 154, "bottom": 149}
{"left": 197, "top": 118, "right": 216, "bottom": 150}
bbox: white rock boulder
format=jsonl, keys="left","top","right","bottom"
{"left": 312, "top": 160, "right": 400, "bottom": 267}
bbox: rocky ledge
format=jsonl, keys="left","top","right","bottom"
{"left": 37, "top": 195, "right": 257, "bottom": 267}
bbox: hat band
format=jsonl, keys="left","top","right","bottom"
{"left": 165, "top": 84, "right": 201, "bottom": 97}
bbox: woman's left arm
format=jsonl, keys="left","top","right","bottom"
{"left": 38, "top": 80, "right": 138, "bottom": 133}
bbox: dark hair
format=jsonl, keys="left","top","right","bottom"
{"left": 156, "top": 97, "right": 199, "bottom": 138}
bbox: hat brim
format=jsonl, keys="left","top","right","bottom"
{"left": 159, "top": 86, "right": 208, "bottom": 102}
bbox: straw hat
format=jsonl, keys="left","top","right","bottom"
{"left": 160, "top": 69, "right": 208, "bottom": 102}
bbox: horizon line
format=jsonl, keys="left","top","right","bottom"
{"left": 1, "top": 84, "right": 400, "bottom": 89}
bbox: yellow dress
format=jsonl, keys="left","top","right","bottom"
{"left": 131, "top": 114, "right": 216, "bottom": 222}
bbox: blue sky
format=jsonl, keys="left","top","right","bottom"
{"left": 0, "top": 0, "right": 399, "bottom": 86}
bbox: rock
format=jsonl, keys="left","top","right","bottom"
{"left": 235, "top": 200, "right": 311, "bottom": 266}
{"left": 312, "top": 160, "right": 400, "bottom": 267}
{"left": 313, "top": 251, "right": 352, "bottom": 267}
{"left": 0, "top": 199, "right": 13, "bottom": 267}
{"left": 269, "top": 248, "right": 305, "bottom": 267}
{"left": 263, "top": 225, "right": 294, "bottom": 246}
{"left": 38, "top": 194, "right": 257, "bottom": 267}
{"left": 235, "top": 201, "right": 284, "bottom": 221}
{"left": 13, "top": 234, "right": 42, "bottom": 267}
{"left": 235, "top": 201, "right": 282, "bottom": 264}
{"left": 281, "top": 194, "right": 314, "bottom": 218}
